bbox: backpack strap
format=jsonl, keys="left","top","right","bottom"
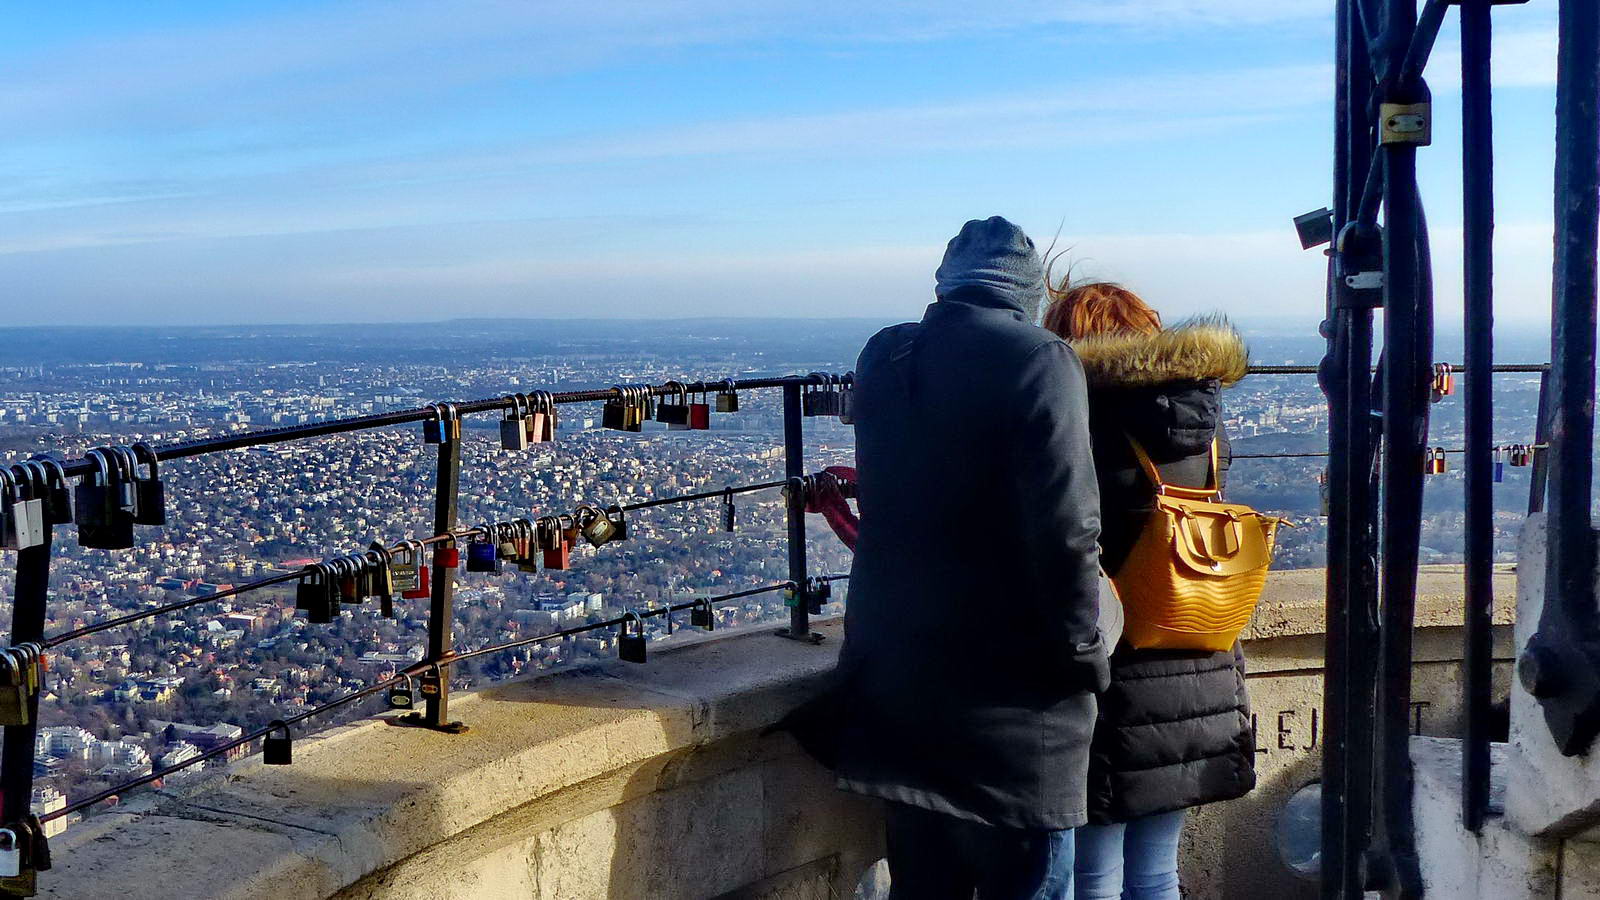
{"left": 1126, "top": 434, "right": 1221, "bottom": 500}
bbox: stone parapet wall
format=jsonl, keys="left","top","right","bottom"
{"left": 39, "top": 567, "right": 1512, "bottom": 899}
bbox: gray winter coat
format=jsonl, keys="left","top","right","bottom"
{"left": 817, "top": 286, "right": 1108, "bottom": 831}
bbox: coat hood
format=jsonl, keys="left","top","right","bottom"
{"left": 1070, "top": 316, "right": 1249, "bottom": 390}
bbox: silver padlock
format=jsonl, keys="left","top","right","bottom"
{"left": 0, "top": 828, "right": 21, "bottom": 877}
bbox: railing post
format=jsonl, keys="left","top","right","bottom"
{"left": 1522, "top": 0, "right": 1600, "bottom": 757}
{"left": 1460, "top": 0, "right": 1496, "bottom": 833}
{"left": 1527, "top": 367, "right": 1552, "bottom": 515}
{"left": 399, "top": 434, "right": 467, "bottom": 733}
{"left": 1, "top": 525, "right": 50, "bottom": 831}
{"left": 778, "top": 379, "right": 819, "bottom": 643}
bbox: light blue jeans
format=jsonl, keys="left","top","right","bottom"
{"left": 1072, "top": 809, "right": 1185, "bottom": 900}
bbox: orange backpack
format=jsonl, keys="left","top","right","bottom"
{"left": 1110, "top": 436, "right": 1285, "bottom": 652}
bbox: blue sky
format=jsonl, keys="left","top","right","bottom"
{"left": 0, "top": 1, "right": 1563, "bottom": 327}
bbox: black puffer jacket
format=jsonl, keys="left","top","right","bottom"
{"left": 1073, "top": 318, "right": 1257, "bottom": 825}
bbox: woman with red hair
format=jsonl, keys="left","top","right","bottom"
{"left": 1043, "top": 277, "right": 1255, "bottom": 900}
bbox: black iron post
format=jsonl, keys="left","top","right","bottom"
{"left": 1, "top": 528, "right": 51, "bottom": 827}
{"left": 1375, "top": 0, "right": 1428, "bottom": 891}
{"left": 401, "top": 435, "right": 467, "bottom": 732}
{"left": 1459, "top": 0, "right": 1495, "bottom": 833}
{"left": 1523, "top": 0, "right": 1600, "bottom": 756}
{"left": 778, "top": 380, "right": 817, "bottom": 643}
{"left": 1323, "top": 0, "right": 1380, "bottom": 892}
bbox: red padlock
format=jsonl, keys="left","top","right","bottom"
{"left": 435, "top": 545, "right": 460, "bottom": 569}
{"left": 688, "top": 391, "right": 711, "bottom": 430}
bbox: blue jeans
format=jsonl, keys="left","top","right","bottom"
{"left": 1072, "top": 809, "right": 1185, "bottom": 900}
{"left": 885, "top": 802, "right": 1075, "bottom": 899}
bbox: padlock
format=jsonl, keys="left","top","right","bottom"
{"left": 723, "top": 488, "right": 736, "bottom": 532}
{"left": 130, "top": 443, "right": 167, "bottom": 525}
{"left": 580, "top": 506, "right": 616, "bottom": 547}
{"left": 690, "top": 598, "right": 715, "bottom": 631}
{"left": 73, "top": 450, "right": 122, "bottom": 549}
{"left": 296, "top": 565, "right": 332, "bottom": 624}
{"left": 618, "top": 611, "right": 648, "bottom": 663}
{"left": 536, "top": 391, "right": 558, "bottom": 442}
{"left": 9, "top": 466, "right": 45, "bottom": 550}
{"left": 495, "top": 523, "right": 520, "bottom": 562}
{"left": 816, "top": 375, "right": 840, "bottom": 416}
{"left": 336, "top": 557, "right": 360, "bottom": 603}
{"left": 807, "top": 577, "right": 832, "bottom": 615}
{"left": 419, "top": 665, "right": 442, "bottom": 699}
{"left": 0, "top": 469, "right": 42, "bottom": 552}
{"left": 501, "top": 394, "right": 530, "bottom": 451}
{"left": 21, "top": 462, "right": 60, "bottom": 531}
{"left": 715, "top": 380, "right": 740, "bottom": 413}
{"left": 1516, "top": 444, "right": 1532, "bottom": 467}
{"left": 689, "top": 389, "right": 711, "bottom": 430}
{"left": 605, "top": 504, "right": 627, "bottom": 542}
{"left": 1435, "top": 363, "right": 1454, "bottom": 398}
{"left": 109, "top": 446, "right": 139, "bottom": 516}
{"left": 539, "top": 517, "right": 570, "bottom": 569}
{"left": 657, "top": 382, "right": 690, "bottom": 428}
{"left": 466, "top": 532, "right": 500, "bottom": 573}
{"left": 0, "top": 828, "right": 20, "bottom": 878}
{"left": 401, "top": 560, "right": 431, "bottom": 600}
{"left": 801, "top": 381, "right": 819, "bottom": 417}
{"left": 263, "top": 721, "right": 292, "bottom": 765}
{"left": 603, "top": 385, "right": 630, "bottom": 431}
{"left": 436, "top": 544, "right": 460, "bottom": 569}
{"left": 0, "top": 652, "right": 28, "bottom": 727}
{"left": 392, "top": 541, "right": 421, "bottom": 593}
{"left": 387, "top": 673, "right": 415, "bottom": 709}
{"left": 838, "top": 374, "right": 856, "bottom": 424}
{"left": 1493, "top": 447, "right": 1506, "bottom": 483}
{"left": 1318, "top": 471, "right": 1331, "bottom": 516}
{"left": 423, "top": 402, "right": 447, "bottom": 443}
{"left": 367, "top": 543, "right": 395, "bottom": 616}
{"left": 37, "top": 459, "right": 74, "bottom": 525}
{"left": 1434, "top": 447, "right": 1448, "bottom": 474}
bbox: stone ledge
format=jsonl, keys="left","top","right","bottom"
{"left": 1243, "top": 565, "right": 1516, "bottom": 641}
{"left": 42, "top": 618, "right": 850, "bottom": 900}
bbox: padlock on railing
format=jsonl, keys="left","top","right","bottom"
{"left": 723, "top": 488, "right": 736, "bottom": 532}
{"left": 418, "top": 664, "right": 443, "bottom": 700}
{"left": 263, "top": 721, "right": 292, "bottom": 765}
{"left": 1493, "top": 446, "right": 1506, "bottom": 483}
{"left": 618, "top": 611, "right": 648, "bottom": 663}
{"left": 689, "top": 388, "right": 711, "bottom": 430}
{"left": 37, "top": 459, "right": 74, "bottom": 525}
{"left": 838, "top": 373, "right": 856, "bottom": 424}
{"left": 539, "top": 517, "right": 571, "bottom": 569}
{"left": 690, "top": 597, "right": 716, "bottom": 631}
{"left": 466, "top": 531, "right": 500, "bottom": 574}
{"left": 1430, "top": 363, "right": 1454, "bottom": 403}
{"left": 579, "top": 505, "right": 616, "bottom": 547}
{"left": 131, "top": 443, "right": 166, "bottom": 526}
{"left": 534, "top": 391, "right": 557, "bottom": 442}
{"left": 394, "top": 541, "right": 429, "bottom": 599}
{"left": 0, "top": 469, "right": 42, "bottom": 552}
{"left": 435, "top": 543, "right": 460, "bottom": 570}
{"left": 0, "top": 828, "right": 21, "bottom": 879}
{"left": 367, "top": 543, "right": 395, "bottom": 616}
{"left": 387, "top": 673, "right": 415, "bottom": 710}
{"left": 500, "top": 394, "right": 530, "bottom": 451}
{"left": 657, "top": 381, "right": 690, "bottom": 428}
{"left": 715, "top": 379, "right": 739, "bottom": 413}
{"left": 0, "top": 650, "right": 30, "bottom": 727}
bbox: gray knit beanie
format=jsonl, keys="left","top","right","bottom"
{"left": 934, "top": 216, "right": 1045, "bottom": 317}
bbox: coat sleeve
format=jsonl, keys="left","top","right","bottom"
{"left": 1009, "top": 340, "right": 1109, "bottom": 692}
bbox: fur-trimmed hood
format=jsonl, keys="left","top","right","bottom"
{"left": 1070, "top": 316, "right": 1249, "bottom": 390}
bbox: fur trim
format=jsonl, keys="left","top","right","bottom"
{"left": 1071, "top": 316, "right": 1249, "bottom": 389}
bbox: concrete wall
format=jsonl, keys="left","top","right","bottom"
{"left": 1181, "top": 567, "right": 1518, "bottom": 900}
{"left": 39, "top": 567, "right": 1514, "bottom": 899}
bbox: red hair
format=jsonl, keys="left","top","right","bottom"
{"left": 1043, "top": 253, "right": 1158, "bottom": 342}
{"left": 1042, "top": 274, "right": 1162, "bottom": 342}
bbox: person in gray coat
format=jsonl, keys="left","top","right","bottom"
{"left": 797, "top": 217, "right": 1107, "bottom": 899}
